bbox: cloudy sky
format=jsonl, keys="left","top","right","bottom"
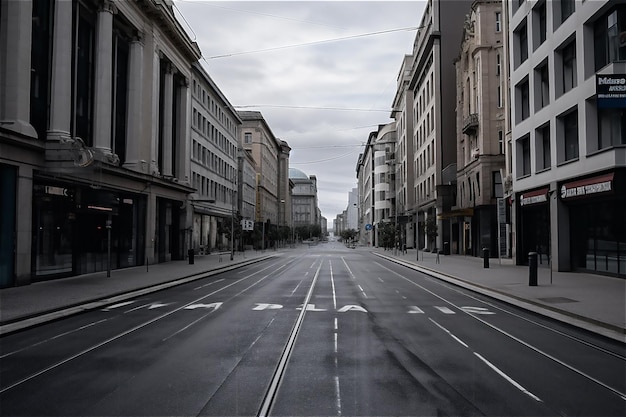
{"left": 173, "top": 0, "right": 425, "bottom": 226}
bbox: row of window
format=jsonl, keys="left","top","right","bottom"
{"left": 191, "top": 172, "right": 235, "bottom": 205}
{"left": 191, "top": 77, "right": 237, "bottom": 136}
{"left": 191, "top": 139, "right": 236, "bottom": 181}
{"left": 517, "top": 105, "right": 626, "bottom": 179}
{"left": 513, "top": 0, "right": 575, "bottom": 68}
{"left": 192, "top": 106, "right": 237, "bottom": 159}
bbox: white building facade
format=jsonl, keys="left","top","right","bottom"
{"left": 510, "top": 0, "right": 626, "bottom": 277}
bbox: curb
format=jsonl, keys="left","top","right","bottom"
{"left": 372, "top": 252, "right": 626, "bottom": 344}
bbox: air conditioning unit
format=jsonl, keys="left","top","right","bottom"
{"left": 471, "top": 148, "right": 480, "bottom": 159}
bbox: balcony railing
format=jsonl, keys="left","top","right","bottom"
{"left": 462, "top": 113, "right": 479, "bottom": 135}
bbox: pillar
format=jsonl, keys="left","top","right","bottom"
{"left": 0, "top": 0, "right": 37, "bottom": 137}
{"left": 123, "top": 33, "right": 145, "bottom": 171}
{"left": 92, "top": 0, "right": 116, "bottom": 155}
{"left": 162, "top": 63, "right": 174, "bottom": 177}
{"left": 47, "top": 0, "right": 73, "bottom": 142}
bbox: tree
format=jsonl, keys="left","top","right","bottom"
{"left": 340, "top": 229, "right": 358, "bottom": 243}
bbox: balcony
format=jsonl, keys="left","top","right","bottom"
{"left": 462, "top": 113, "right": 479, "bottom": 135}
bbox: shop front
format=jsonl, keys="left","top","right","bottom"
{"left": 32, "top": 179, "right": 146, "bottom": 279}
{"left": 560, "top": 170, "right": 625, "bottom": 277}
{"left": 516, "top": 187, "right": 550, "bottom": 266}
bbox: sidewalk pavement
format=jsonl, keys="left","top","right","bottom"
{"left": 0, "top": 250, "right": 277, "bottom": 336}
{"left": 1, "top": 247, "right": 624, "bottom": 344}
{"left": 369, "top": 247, "right": 625, "bottom": 344}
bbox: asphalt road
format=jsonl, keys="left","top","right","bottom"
{"left": 1, "top": 243, "right": 624, "bottom": 416}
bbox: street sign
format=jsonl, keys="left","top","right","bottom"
{"left": 365, "top": 224, "right": 372, "bottom": 231}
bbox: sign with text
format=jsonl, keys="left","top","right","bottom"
{"left": 597, "top": 74, "right": 626, "bottom": 108}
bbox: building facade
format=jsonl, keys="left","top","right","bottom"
{"left": 289, "top": 168, "right": 319, "bottom": 232}
{"left": 453, "top": 0, "right": 507, "bottom": 257}
{"left": 406, "top": 0, "right": 472, "bottom": 251}
{"left": 189, "top": 62, "right": 241, "bottom": 253}
{"left": 510, "top": 0, "right": 626, "bottom": 277}
{"left": 0, "top": 0, "right": 200, "bottom": 286}
{"left": 239, "top": 111, "right": 288, "bottom": 245}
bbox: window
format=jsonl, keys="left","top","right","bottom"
{"left": 533, "top": 1, "right": 547, "bottom": 49}
{"left": 535, "top": 61, "right": 550, "bottom": 110}
{"left": 492, "top": 171, "right": 503, "bottom": 198}
{"left": 496, "top": 54, "right": 501, "bottom": 76}
{"left": 560, "top": 40, "right": 577, "bottom": 95}
{"left": 598, "top": 108, "right": 626, "bottom": 149}
{"left": 516, "top": 79, "right": 530, "bottom": 123}
{"left": 517, "top": 135, "right": 531, "bottom": 177}
{"left": 561, "top": 0, "right": 574, "bottom": 23}
{"left": 558, "top": 108, "right": 579, "bottom": 163}
{"left": 498, "top": 130, "right": 504, "bottom": 154}
{"left": 515, "top": 21, "right": 529, "bottom": 67}
{"left": 594, "top": 6, "right": 626, "bottom": 71}
{"left": 495, "top": 12, "right": 502, "bottom": 32}
{"left": 244, "top": 132, "right": 252, "bottom": 144}
{"left": 536, "top": 124, "right": 551, "bottom": 170}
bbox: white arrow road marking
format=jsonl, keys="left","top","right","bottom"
{"left": 148, "top": 303, "right": 170, "bottom": 310}
{"left": 461, "top": 306, "right": 495, "bottom": 315}
{"left": 184, "top": 302, "right": 223, "bottom": 310}
{"left": 408, "top": 306, "right": 425, "bottom": 314}
{"left": 253, "top": 303, "right": 283, "bottom": 311}
{"left": 101, "top": 301, "right": 135, "bottom": 311}
{"left": 434, "top": 306, "right": 456, "bottom": 314}
{"left": 337, "top": 305, "right": 368, "bottom": 313}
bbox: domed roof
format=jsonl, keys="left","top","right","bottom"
{"left": 289, "top": 168, "right": 309, "bottom": 179}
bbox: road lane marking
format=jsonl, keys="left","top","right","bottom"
{"left": 194, "top": 278, "right": 225, "bottom": 290}
{"left": 184, "top": 302, "right": 223, "bottom": 310}
{"left": 0, "top": 319, "right": 110, "bottom": 359}
{"left": 337, "top": 305, "right": 368, "bottom": 313}
{"left": 474, "top": 352, "right": 542, "bottom": 402}
{"left": 0, "top": 260, "right": 286, "bottom": 395}
{"left": 329, "top": 260, "right": 337, "bottom": 310}
{"left": 429, "top": 318, "right": 469, "bottom": 348}
{"left": 378, "top": 277, "right": 385, "bottom": 283}
{"left": 101, "top": 301, "right": 135, "bottom": 311}
{"left": 290, "top": 281, "right": 303, "bottom": 295}
{"left": 408, "top": 306, "right": 425, "bottom": 314}
{"left": 357, "top": 285, "right": 368, "bottom": 298}
{"left": 434, "top": 306, "right": 455, "bottom": 314}
{"left": 341, "top": 256, "right": 356, "bottom": 279}
{"left": 375, "top": 261, "right": 626, "bottom": 402}
{"left": 253, "top": 303, "right": 283, "bottom": 311}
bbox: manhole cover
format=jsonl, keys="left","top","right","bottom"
{"left": 537, "top": 297, "right": 578, "bottom": 304}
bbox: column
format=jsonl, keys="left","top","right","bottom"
{"left": 92, "top": 0, "right": 116, "bottom": 154}
{"left": 123, "top": 33, "right": 144, "bottom": 171}
{"left": 0, "top": 0, "right": 37, "bottom": 137}
{"left": 161, "top": 63, "right": 174, "bottom": 177}
{"left": 150, "top": 52, "right": 161, "bottom": 175}
{"left": 176, "top": 76, "right": 190, "bottom": 183}
{"left": 47, "top": 0, "right": 73, "bottom": 141}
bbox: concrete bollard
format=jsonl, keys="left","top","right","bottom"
{"left": 528, "top": 252, "right": 538, "bottom": 286}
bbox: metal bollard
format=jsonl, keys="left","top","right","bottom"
{"left": 528, "top": 252, "right": 538, "bottom": 286}
{"left": 188, "top": 249, "right": 195, "bottom": 265}
{"left": 483, "top": 248, "right": 489, "bottom": 268}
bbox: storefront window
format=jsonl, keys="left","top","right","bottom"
{"left": 571, "top": 200, "right": 624, "bottom": 277}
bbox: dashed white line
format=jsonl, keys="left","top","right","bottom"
{"left": 474, "top": 352, "right": 542, "bottom": 402}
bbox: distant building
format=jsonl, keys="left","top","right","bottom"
{"left": 238, "top": 111, "right": 286, "bottom": 228}
{"left": 289, "top": 168, "right": 319, "bottom": 232}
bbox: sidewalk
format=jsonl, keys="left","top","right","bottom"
{"left": 0, "top": 250, "right": 277, "bottom": 335}
{"left": 370, "top": 247, "right": 626, "bottom": 343}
